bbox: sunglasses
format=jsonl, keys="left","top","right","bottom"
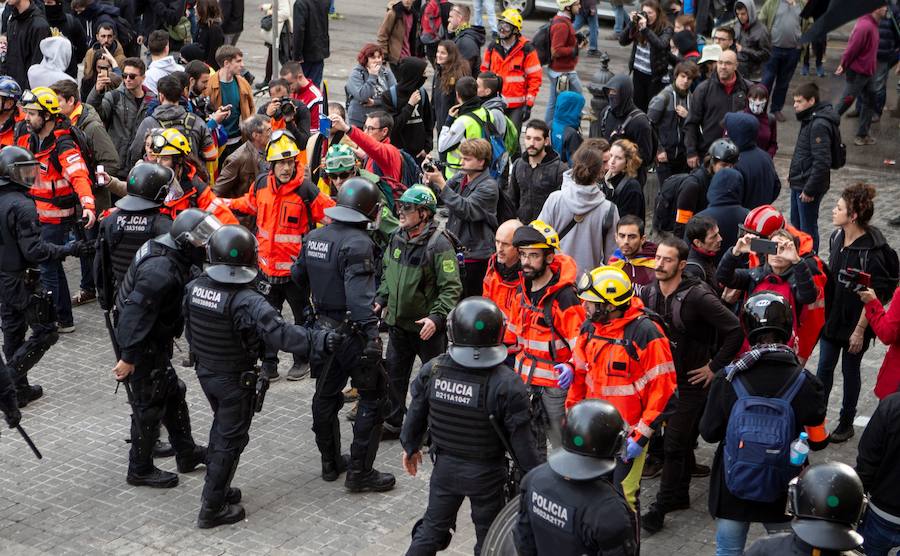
{"left": 328, "top": 171, "right": 353, "bottom": 180}
{"left": 397, "top": 203, "right": 420, "bottom": 214}
{"left": 123, "top": 73, "right": 140, "bottom": 80}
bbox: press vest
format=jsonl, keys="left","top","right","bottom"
{"left": 428, "top": 355, "right": 504, "bottom": 461}
{"left": 185, "top": 275, "right": 259, "bottom": 373}
{"left": 104, "top": 210, "right": 170, "bottom": 284}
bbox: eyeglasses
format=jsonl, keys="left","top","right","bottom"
{"left": 397, "top": 203, "right": 419, "bottom": 214}
{"left": 713, "top": 36, "right": 731, "bottom": 42}
{"left": 364, "top": 125, "right": 387, "bottom": 132}
{"left": 328, "top": 171, "right": 353, "bottom": 180}
{"left": 123, "top": 73, "right": 140, "bottom": 80}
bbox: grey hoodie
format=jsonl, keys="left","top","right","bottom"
{"left": 27, "top": 36, "right": 76, "bottom": 89}
{"left": 537, "top": 170, "right": 619, "bottom": 274}
{"left": 734, "top": 0, "right": 771, "bottom": 79}
{"left": 144, "top": 56, "right": 185, "bottom": 95}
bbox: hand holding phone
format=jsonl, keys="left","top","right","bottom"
{"left": 750, "top": 238, "right": 778, "bottom": 256}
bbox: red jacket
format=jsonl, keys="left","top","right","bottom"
{"left": 481, "top": 37, "right": 543, "bottom": 108}
{"left": 483, "top": 254, "right": 523, "bottom": 347}
{"left": 866, "top": 287, "right": 900, "bottom": 400}
{"left": 162, "top": 163, "right": 239, "bottom": 225}
{"left": 348, "top": 126, "right": 403, "bottom": 198}
{"left": 0, "top": 109, "right": 24, "bottom": 147}
{"left": 18, "top": 128, "right": 95, "bottom": 224}
{"left": 549, "top": 15, "right": 578, "bottom": 72}
{"left": 841, "top": 14, "right": 879, "bottom": 76}
{"left": 293, "top": 80, "right": 323, "bottom": 132}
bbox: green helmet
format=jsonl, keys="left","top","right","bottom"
{"left": 398, "top": 184, "right": 437, "bottom": 213}
{"left": 324, "top": 144, "right": 357, "bottom": 174}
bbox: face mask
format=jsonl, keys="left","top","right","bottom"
{"left": 608, "top": 93, "right": 621, "bottom": 110}
{"left": 749, "top": 99, "right": 766, "bottom": 115}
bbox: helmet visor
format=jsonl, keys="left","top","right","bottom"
{"left": 183, "top": 213, "right": 223, "bottom": 247}
{"left": 10, "top": 161, "right": 39, "bottom": 187}
{"left": 366, "top": 202, "right": 383, "bottom": 232}
{"left": 164, "top": 178, "right": 185, "bottom": 204}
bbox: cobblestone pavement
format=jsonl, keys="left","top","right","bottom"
{"left": 1, "top": 2, "right": 898, "bottom": 554}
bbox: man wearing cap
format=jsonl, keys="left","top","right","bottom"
{"left": 402, "top": 297, "right": 539, "bottom": 555}
{"left": 514, "top": 399, "right": 637, "bottom": 555}
{"left": 376, "top": 185, "right": 462, "bottom": 440}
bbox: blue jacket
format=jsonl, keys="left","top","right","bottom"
{"left": 696, "top": 167, "right": 749, "bottom": 258}
{"left": 724, "top": 112, "right": 781, "bottom": 210}
{"left": 877, "top": 3, "right": 900, "bottom": 64}
{"left": 551, "top": 91, "right": 584, "bottom": 164}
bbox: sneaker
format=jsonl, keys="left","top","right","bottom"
{"left": 691, "top": 463, "right": 711, "bottom": 478}
{"left": 71, "top": 290, "right": 96, "bottom": 306}
{"left": 261, "top": 365, "right": 280, "bottom": 382}
{"left": 871, "top": 114, "right": 881, "bottom": 123}
{"left": 57, "top": 323, "right": 75, "bottom": 334}
{"left": 606, "top": 32, "right": 621, "bottom": 41}
{"left": 328, "top": 11, "right": 344, "bottom": 19}
{"left": 641, "top": 505, "right": 666, "bottom": 534}
{"left": 853, "top": 135, "right": 876, "bottom": 146}
{"left": 286, "top": 362, "right": 310, "bottom": 381}
{"left": 888, "top": 215, "right": 900, "bottom": 227}
{"left": 641, "top": 456, "right": 663, "bottom": 479}
{"left": 816, "top": 65, "right": 825, "bottom": 77}
{"left": 772, "top": 111, "right": 786, "bottom": 122}
{"left": 801, "top": 65, "right": 809, "bottom": 76}
{"left": 846, "top": 109, "right": 860, "bottom": 118}
{"left": 587, "top": 49, "right": 601, "bottom": 57}
{"left": 830, "top": 422, "right": 856, "bottom": 443}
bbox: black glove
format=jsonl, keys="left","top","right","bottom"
{"left": 361, "top": 336, "right": 383, "bottom": 365}
{"left": 5, "top": 406, "right": 21, "bottom": 429}
{"left": 64, "top": 240, "right": 96, "bottom": 258}
{"left": 325, "top": 331, "right": 345, "bottom": 354}
{"left": 521, "top": 106, "right": 532, "bottom": 122}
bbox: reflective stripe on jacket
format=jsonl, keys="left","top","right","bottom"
{"left": 480, "top": 37, "right": 542, "bottom": 108}
{"left": 18, "top": 128, "right": 95, "bottom": 224}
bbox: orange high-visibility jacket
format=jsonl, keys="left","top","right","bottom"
{"left": 480, "top": 37, "right": 543, "bottom": 109}
{"left": 483, "top": 254, "right": 523, "bottom": 347}
{"left": 161, "top": 162, "right": 239, "bottom": 226}
{"left": 18, "top": 128, "right": 94, "bottom": 224}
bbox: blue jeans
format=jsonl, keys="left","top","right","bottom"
{"left": 613, "top": 5, "right": 627, "bottom": 34}
{"left": 836, "top": 69, "right": 877, "bottom": 138}
{"left": 816, "top": 335, "right": 866, "bottom": 425}
{"left": 715, "top": 519, "right": 787, "bottom": 556}
{"left": 861, "top": 508, "right": 900, "bottom": 556}
{"left": 573, "top": 12, "right": 599, "bottom": 50}
{"left": 872, "top": 60, "right": 892, "bottom": 116}
{"left": 762, "top": 46, "right": 801, "bottom": 113}
{"left": 789, "top": 189, "right": 822, "bottom": 253}
{"left": 472, "top": 0, "right": 497, "bottom": 34}
{"left": 39, "top": 222, "right": 74, "bottom": 327}
{"left": 545, "top": 69, "right": 584, "bottom": 122}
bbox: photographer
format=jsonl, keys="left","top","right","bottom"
{"left": 259, "top": 79, "right": 312, "bottom": 150}
{"left": 619, "top": 0, "right": 674, "bottom": 111}
{"left": 818, "top": 183, "right": 899, "bottom": 444}
{"left": 81, "top": 23, "right": 125, "bottom": 100}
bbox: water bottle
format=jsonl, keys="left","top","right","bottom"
{"left": 790, "top": 432, "right": 809, "bottom": 466}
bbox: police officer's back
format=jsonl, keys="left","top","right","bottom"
{"left": 0, "top": 146, "right": 90, "bottom": 406}
{"left": 185, "top": 224, "right": 339, "bottom": 528}
{"left": 401, "top": 297, "right": 539, "bottom": 555}
{"left": 292, "top": 177, "right": 395, "bottom": 492}
{"left": 515, "top": 399, "right": 637, "bottom": 556}
{"left": 745, "top": 462, "right": 866, "bottom": 555}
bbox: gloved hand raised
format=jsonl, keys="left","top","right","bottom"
{"left": 621, "top": 437, "right": 643, "bottom": 463}
{"left": 555, "top": 363, "right": 574, "bottom": 389}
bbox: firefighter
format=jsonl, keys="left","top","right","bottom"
{"left": 482, "top": 219, "right": 524, "bottom": 360}
{"left": 0, "top": 76, "right": 24, "bottom": 147}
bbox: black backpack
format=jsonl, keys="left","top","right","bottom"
{"left": 817, "top": 115, "right": 846, "bottom": 170}
{"left": 154, "top": 112, "right": 203, "bottom": 160}
{"left": 653, "top": 172, "right": 693, "bottom": 233}
{"left": 531, "top": 19, "right": 555, "bottom": 65}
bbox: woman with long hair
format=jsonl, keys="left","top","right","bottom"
{"left": 603, "top": 139, "right": 644, "bottom": 220}
{"left": 345, "top": 43, "right": 397, "bottom": 127}
{"left": 817, "top": 183, "right": 898, "bottom": 443}
{"left": 196, "top": 0, "right": 225, "bottom": 70}
{"left": 431, "top": 40, "right": 470, "bottom": 128}
{"left": 619, "top": 0, "right": 674, "bottom": 111}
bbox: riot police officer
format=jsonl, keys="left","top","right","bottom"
{"left": 111, "top": 209, "right": 215, "bottom": 489}
{"left": 0, "top": 146, "right": 92, "bottom": 407}
{"left": 291, "top": 177, "right": 394, "bottom": 492}
{"left": 514, "top": 399, "right": 638, "bottom": 555}
{"left": 184, "top": 224, "right": 341, "bottom": 528}
{"left": 745, "top": 462, "right": 866, "bottom": 555}
{"left": 402, "top": 297, "right": 539, "bottom": 555}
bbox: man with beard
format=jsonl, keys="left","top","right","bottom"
{"left": 599, "top": 75, "right": 655, "bottom": 184}
{"left": 509, "top": 221, "right": 585, "bottom": 460}
{"left": 639, "top": 236, "right": 743, "bottom": 534}
{"left": 483, "top": 219, "right": 523, "bottom": 359}
{"left": 607, "top": 215, "right": 657, "bottom": 287}
{"left": 376, "top": 185, "right": 462, "bottom": 440}
{"left": 508, "top": 120, "right": 566, "bottom": 224}
{"left": 684, "top": 215, "right": 723, "bottom": 294}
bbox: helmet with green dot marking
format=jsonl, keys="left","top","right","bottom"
{"left": 446, "top": 296, "right": 507, "bottom": 369}
{"left": 549, "top": 399, "right": 627, "bottom": 481}
{"left": 205, "top": 224, "right": 259, "bottom": 284}
{"left": 788, "top": 462, "right": 865, "bottom": 551}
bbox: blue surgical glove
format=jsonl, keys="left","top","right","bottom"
{"left": 622, "top": 437, "right": 643, "bottom": 462}
{"left": 555, "top": 363, "right": 574, "bottom": 389}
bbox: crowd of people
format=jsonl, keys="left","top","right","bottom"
{"left": 0, "top": 0, "right": 898, "bottom": 553}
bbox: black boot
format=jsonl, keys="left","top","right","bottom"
{"left": 830, "top": 421, "right": 856, "bottom": 443}
{"left": 127, "top": 467, "right": 179, "bottom": 488}
{"left": 153, "top": 440, "right": 175, "bottom": 458}
{"left": 197, "top": 501, "right": 246, "bottom": 529}
{"left": 344, "top": 468, "right": 396, "bottom": 493}
{"left": 321, "top": 454, "right": 350, "bottom": 482}
{"left": 16, "top": 384, "right": 43, "bottom": 408}
{"left": 177, "top": 445, "right": 208, "bottom": 473}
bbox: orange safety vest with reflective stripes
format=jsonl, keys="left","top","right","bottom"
{"left": 481, "top": 37, "right": 543, "bottom": 109}
{"left": 483, "top": 254, "right": 523, "bottom": 348}
{"left": 567, "top": 297, "right": 677, "bottom": 443}
{"left": 17, "top": 128, "right": 95, "bottom": 224}
{"left": 161, "top": 163, "right": 239, "bottom": 225}
{"left": 228, "top": 164, "right": 334, "bottom": 278}
{"left": 0, "top": 109, "right": 24, "bottom": 147}
{"left": 509, "top": 253, "right": 585, "bottom": 388}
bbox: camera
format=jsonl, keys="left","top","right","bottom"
{"left": 632, "top": 13, "right": 642, "bottom": 23}
{"left": 275, "top": 97, "right": 296, "bottom": 119}
{"left": 421, "top": 159, "right": 444, "bottom": 174}
{"left": 837, "top": 268, "right": 872, "bottom": 293}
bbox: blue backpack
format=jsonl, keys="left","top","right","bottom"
{"left": 723, "top": 370, "right": 806, "bottom": 503}
{"left": 466, "top": 111, "right": 509, "bottom": 181}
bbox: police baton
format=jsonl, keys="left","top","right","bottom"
{"left": 489, "top": 414, "right": 522, "bottom": 470}
{"left": 16, "top": 424, "right": 42, "bottom": 460}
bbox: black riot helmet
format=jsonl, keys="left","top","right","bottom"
{"left": 446, "top": 296, "right": 508, "bottom": 369}
{"left": 324, "top": 177, "right": 382, "bottom": 224}
{"left": 115, "top": 163, "right": 175, "bottom": 211}
{"left": 170, "top": 208, "right": 222, "bottom": 248}
{"left": 789, "top": 462, "right": 866, "bottom": 551}
{"left": 549, "top": 399, "right": 627, "bottom": 481}
{"left": 205, "top": 224, "right": 259, "bottom": 284}
{"left": 0, "top": 146, "right": 40, "bottom": 188}
{"left": 708, "top": 137, "right": 740, "bottom": 164}
{"left": 742, "top": 291, "right": 793, "bottom": 345}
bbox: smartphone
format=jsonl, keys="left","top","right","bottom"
{"left": 750, "top": 238, "right": 778, "bottom": 256}
{"left": 857, "top": 270, "right": 872, "bottom": 287}
{"left": 98, "top": 68, "right": 109, "bottom": 79}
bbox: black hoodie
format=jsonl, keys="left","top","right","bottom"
{"left": 383, "top": 57, "right": 433, "bottom": 157}
{"left": 453, "top": 24, "right": 486, "bottom": 76}
{"left": 509, "top": 146, "right": 566, "bottom": 223}
{"left": 44, "top": 2, "right": 87, "bottom": 79}
{"left": 600, "top": 74, "right": 655, "bottom": 183}
{"left": 1, "top": 3, "right": 52, "bottom": 88}
{"left": 789, "top": 102, "right": 840, "bottom": 197}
